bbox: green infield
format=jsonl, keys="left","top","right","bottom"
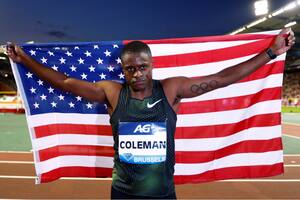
{"left": 282, "top": 106, "right": 300, "bottom": 113}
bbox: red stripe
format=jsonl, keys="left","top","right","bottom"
{"left": 178, "top": 87, "right": 281, "bottom": 114}
{"left": 38, "top": 145, "right": 114, "bottom": 162}
{"left": 175, "top": 113, "right": 281, "bottom": 139}
{"left": 175, "top": 138, "right": 283, "bottom": 163}
{"left": 152, "top": 39, "right": 273, "bottom": 68}
{"left": 34, "top": 124, "right": 112, "bottom": 138}
{"left": 40, "top": 166, "right": 113, "bottom": 183}
{"left": 174, "top": 163, "right": 283, "bottom": 184}
{"left": 124, "top": 33, "right": 277, "bottom": 44}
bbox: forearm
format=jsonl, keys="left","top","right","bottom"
{"left": 216, "top": 49, "right": 271, "bottom": 87}
{"left": 20, "top": 53, "right": 69, "bottom": 91}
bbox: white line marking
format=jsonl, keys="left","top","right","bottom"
{"left": 1, "top": 175, "right": 300, "bottom": 182}
{"left": 282, "top": 122, "right": 300, "bottom": 127}
{"left": 282, "top": 134, "right": 300, "bottom": 140}
{"left": 0, "top": 160, "right": 35, "bottom": 164}
{"left": 0, "top": 151, "right": 31, "bottom": 154}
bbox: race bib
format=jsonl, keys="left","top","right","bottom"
{"left": 118, "top": 122, "right": 167, "bottom": 164}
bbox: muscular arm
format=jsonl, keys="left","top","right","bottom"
{"left": 171, "top": 28, "right": 295, "bottom": 100}
{"left": 7, "top": 44, "right": 117, "bottom": 103}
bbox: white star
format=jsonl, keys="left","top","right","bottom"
{"left": 118, "top": 73, "right": 125, "bottom": 79}
{"left": 97, "top": 58, "right": 103, "bottom": 64}
{"left": 52, "top": 65, "right": 58, "bottom": 71}
{"left": 69, "top": 102, "right": 75, "bottom": 108}
{"left": 40, "top": 94, "right": 47, "bottom": 100}
{"left": 47, "top": 51, "right": 54, "bottom": 56}
{"left": 26, "top": 72, "right": 33, "bottom": 78}
{"left": 89, "top": 65, "right": 95, "bottom": 72}
{"left": 104, "top": 50, "right": 111, "bottom": 57}
{"left": 65, "top": 51, "right": 73, "bottom": 56}
{"left": 78, "top": 58, "right": 85, "bottom": 64}
{"left": 51, "top": 101, "right": 57, "bottom": 108}
{"left": 33, "top": 102, "right": 39, "bottom": 109}
{"left": 58, "top": 94, "right": 65, "bottom": 100}
{"left": 76, "top": 96, "right": 82, "bottom": 101}
{"left": 59, "top": 57, "right": 66, "bottom": 64}
{"left": 74, "top": 46, "right": 80, "bottom": 50}
{"left": 37, "top": 80, "right": 44, "bottom": 86}
{"left": 48, "top": 87, "right": 54, "bottom": 93}
{"left": 30, "top": 87, "right": 36, "bottom": 94}
{"left": 107, "top": 65, "right": 114, "bottom": 72}
{"left": 113, "top": 44, "right": 119, "bottom": 48}
{"left": 81, "top": 73, "right": 88, "bottom": 79}
{"left": 99, "top": 73, "right": 106, "bottom": 79}
{"left": 54, "top": 47, "right": 60, "bottom": 50}
{"left": 84, "top": 51, "right": 92, "bottom": 57}
{"left": 29, "top": 50, "right": 36, "bottom": 56}
{"left": 94, "top": 45, "right": 99, "bottom": 49}
{"left": 116, "top": 57, "right": 122, "bottom": 64}
{"left": 41, "top": 57, "right": 47, "bottom": 64}
{"left": 70, "top": 65, "right": 77, "bottom": 72}
{"left": 86, "top": 102, "right": 93, "bottom": 109}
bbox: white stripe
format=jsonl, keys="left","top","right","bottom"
{"left": 174, "top": 150, "right": 283, "bottom": 175}
{"left": 181, "top": 73, "right": 283, "bottom": 102}
{"left": 28, "top": 113, "right": 110, "bottom": 127}
{"left": 175, "top": 125, "right": 281, "bottom": 151}
{"left": 177, "top": 100, "right": 281, "bottom": 127}
{"left": 35, "top": 155, "right": 113, "bottom": 174}
{"left": 149, "top": 39, "right": 260, "bottom": 56}
{"left": 153, "top": 54, "right": 285, "bottom": 79}
{"left": 27, "top": 100, "right": 281, "bottom": 127}
{"left": 32, "top": 134, "right": 113, "bottom": 150}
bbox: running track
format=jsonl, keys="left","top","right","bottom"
{"left": 0, "top": 124, "right": 300, "bottom": 199}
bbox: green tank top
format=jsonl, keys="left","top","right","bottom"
{"left": 110, "top": 80, "right": 177, "bottom": 197}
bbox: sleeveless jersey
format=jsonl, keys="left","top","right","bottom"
{"left": 110, "top": 80, "right": 177, "bottom": 197}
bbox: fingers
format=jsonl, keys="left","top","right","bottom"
{"left": 286, "top": 30, "right": 296, "bottom": 47}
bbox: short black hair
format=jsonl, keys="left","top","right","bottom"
{"left": 121, "top": 41, "right": 152, "bottom": 61}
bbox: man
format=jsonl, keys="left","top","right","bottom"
{"left": 7, "top": 28, "right": 295, "bottom": 199}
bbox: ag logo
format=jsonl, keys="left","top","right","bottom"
{"left": 133, "top": 124, "right": 151, "bottom": 133}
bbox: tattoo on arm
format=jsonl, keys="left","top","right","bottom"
{"left": 190, "top": 80, "right": 219, "bottom": 95}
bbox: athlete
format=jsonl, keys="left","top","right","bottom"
{"left": 7, "top": 28, "right": 295, "bottom": 199}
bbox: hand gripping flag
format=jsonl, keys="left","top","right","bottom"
{"left": 10, "top": 30, "right": 285, "bottom": 184}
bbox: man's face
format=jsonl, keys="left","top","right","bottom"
{"left": 121, "top": 51, "right": 153, "bottom": 91}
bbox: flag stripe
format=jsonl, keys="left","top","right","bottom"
{"left": 174, "top": 163, "right": 283, "bottom": 184}
{"left": 153, "top": 57, "right": 284, "bottom": 79}
{"left": 40, "top": 166, "right": 113, "bottom": 183}
{"left": 152, "top": 39, "right": 273, "bottom": 68}
{"left": 175, "top": 138, "right": 282, "bottom": 163}
{"left": 39, "top": 145, "right": 114, "bottom": 161}
{"left": 175, "top": 113, "right": 280, "bottom": 139}
{"left": 178, "top": 87, "right": 281, "bottom": 114}
{"left": 174, "top": 150, "right": 283, "bottom": 175}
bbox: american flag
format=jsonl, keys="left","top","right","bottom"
{"left": 10, "top": 30, "right": 285, "bottom": 184}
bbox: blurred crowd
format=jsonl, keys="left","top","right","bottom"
{"left": 282, "top": 71, "right": 300, "bottom": 107}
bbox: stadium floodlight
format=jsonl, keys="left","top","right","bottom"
{"left": 247, "top": 17, "right": 267, "bottom": 28}
{"left": 229, "top": 27, "right": 246, "bottom": 35}
{"left": 254, "top": 0, "right": 269, "bottom": 16}
{"left": 272, "top": 8, "right": 284, "bottom": 16}
{"left": 284, "top": 2, "right": 297, "bottom": 11}
{"left": 284, "top": 21, "right": 297, "bottom": 28}
{"left": 298, "top": 0, "right": 300, "bottom": 5}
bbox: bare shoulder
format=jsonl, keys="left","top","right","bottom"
{"left": 160, "top": 76, "right": 188, "bottom": 94}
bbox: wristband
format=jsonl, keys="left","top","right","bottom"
{"left": 266, "top": 48, "right": 277, "bottom": 59}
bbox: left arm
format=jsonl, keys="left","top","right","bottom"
{"left": 172, "top": 28, "right": 295, "bottom": 99}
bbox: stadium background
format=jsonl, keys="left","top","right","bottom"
{"left": 0, "top": 1, "right": 300, "bottom": 199}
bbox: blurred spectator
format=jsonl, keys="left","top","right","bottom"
{"left": 283, "top": 71, "right": 300, "bottom": 107}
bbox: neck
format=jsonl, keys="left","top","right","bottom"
{"left": 129, "top": 80, "right": 153, "bottom": 100}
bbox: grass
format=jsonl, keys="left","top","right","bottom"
{"left": 282, "top": 106, "right": 300, "bottom": 113}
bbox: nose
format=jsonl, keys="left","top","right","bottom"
{"left": 133, "top": 69, "right": 143, "bottom": 78}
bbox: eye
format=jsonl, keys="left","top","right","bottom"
{"left": 139, "top": 66, "right": 147, "bottom": 71}
{"left": 126, "top": 67, "right": 135, "bottom": 72}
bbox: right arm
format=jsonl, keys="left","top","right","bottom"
{"left": 6, "top": 44, "right": 116, "bottom": 103}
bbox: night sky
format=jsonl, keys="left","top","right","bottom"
{"left": 0, "top": 0, "right": 294, "bottom": 44}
